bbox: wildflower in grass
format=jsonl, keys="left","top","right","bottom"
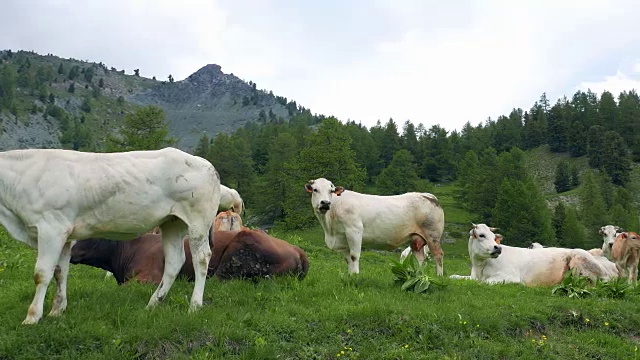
{"left": 542, "top": 335, "right": 547, "bottom": 341}
{"left": 404, "top": 344, "right": 409, "bottom": 349}
{"left": 476, "top": 324, "right": 480, "bottom": 328}
{"left": 605, "top": 322, "right": 610, "bottom": 326}
{"left": 585, "top": 318, "right": 590, "bottom": 323}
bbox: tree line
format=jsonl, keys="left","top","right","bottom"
{"left": 192, "top": 90, "right": 640, "bottom": 250}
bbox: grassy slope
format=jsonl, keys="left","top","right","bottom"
{"left": 2, "top": 183, "right": 640, "bottom": 359}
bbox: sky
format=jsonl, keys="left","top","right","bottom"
{"left": 2, "top": 0, "right": 640, "bottom": 132}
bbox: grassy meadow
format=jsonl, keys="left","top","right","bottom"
{"left": 1, "top": 184, "right": 640, "bottom": 359}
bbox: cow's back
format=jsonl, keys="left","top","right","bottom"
{"left": 330, "top": 191, "right": 444, "bottom": 249}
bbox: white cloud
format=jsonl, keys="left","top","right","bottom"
{"left": 2, "top": 1, "right": 640, "bottom": 132}
{"left": 577, "top": 69, "right": 640, "bottom": 97}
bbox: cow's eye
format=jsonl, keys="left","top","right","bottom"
{"left": 479, "top": 234, "right": 485, "bottom": 238}
{"left": 313, "top": 189, "right": 318, "bottom": 193}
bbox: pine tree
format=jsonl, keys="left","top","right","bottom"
{"left": 570, "top": 164, "right": 580, "bottom": 188}
{"left": 193, "top": 133, "right": 210, "bottom": 158}
{"left": 554, "top": 160, "right": 571, "bottom": 193}
{"left": 579, "top": 170, "right": 609, "bottom": 242}
{"left": 455, "top": 150, "right": 480, "bottom": 207}
{"left": 552, "top": 202, "right": 566, "bottom": 246}
{"left": 587, "top": 125, "right": 606, "bottom": 169}
{"left": 376, "top": 149, "right": 421, "bottom": 195}
{"left": 283, "top": 117, "right": 366, "bottom": 229}
{"left": 601, "top": 130, "right": 632, "bottom": 186}
{"left": 254, "top": 132, "right": 298, "bottom": 224}
{"left": 492, "top": 178, "right": 554, "bottom": 247}
{"left": 562, "top": 207, "right": 586, "bottom": 249}
{"left": 106, "top": 105, "right": 175, "bottom": 152}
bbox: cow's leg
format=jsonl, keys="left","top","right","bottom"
{"left": 186, "top": 224, "right": 212, "bottom": 312}
{"left": 421, "top": 231, "right": 444, "bottom": 276}
{"left": 344, "top": 227, "right": 363, "bottom": 274}
{"left": 49, "top": 241, "right": 72, "bottom": 317}
{"left": 23, "top": 230, "right": 67, "bottom": 325}
{"left": 629, "top": 262, "right": 638, "bottom": 284}
{"left": 147, "top": 221, "right": 187, "bottom": 309}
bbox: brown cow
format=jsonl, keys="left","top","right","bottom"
{"left": 611, "top": 231, "right": 640, "bottom": 283}
{"left": 70, "top": 229, "right": 309, "bottom": 284}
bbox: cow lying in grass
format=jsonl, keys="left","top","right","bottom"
{"left": 71, "top": 228, "right": 309, "bottom": 283}
{"left": 610, "top": 231, "right": 640, "bottom": 283}
{"left": 450, "top": 224, "right": 616, "bottom": 285}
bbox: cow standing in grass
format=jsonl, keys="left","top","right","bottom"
{"left": 305, "top": 178, "right": 445, "bottom": 275}
{"left": 0, "top": 148, "right": 220, "bottom": 324}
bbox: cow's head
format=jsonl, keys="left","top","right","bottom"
{"left": 600, "top": 225, "right": 624, "bottom": 257}
{"left": 305, "top": 178, "right": 344, "bottom": 214}
{"left": 468, "top": 223, "right": 502, "bottom": 260}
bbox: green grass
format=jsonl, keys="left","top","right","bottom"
{"left": 2, "top": 224, "right": 640, "bottom": 360}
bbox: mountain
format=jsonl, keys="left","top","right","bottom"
{"left": 0, "top": 50, "right": 303, "bottom": 152}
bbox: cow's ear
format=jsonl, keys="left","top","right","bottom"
{"left": 334, "top": 186, "right": 344, "bottom": 196}
{"left": 305, "top": 183, "right": 314, "bottom": 193}
{"left": 599, "top": 227, "right": 605, "bottom": 235}
{"left": 489, "top": 227, "right": 499, "bottom": 232}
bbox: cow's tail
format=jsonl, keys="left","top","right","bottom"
{"left": 297, "top": 247, "right": 310, "bottom": 280}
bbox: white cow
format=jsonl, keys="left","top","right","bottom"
{"left": 587, "top": 248, "right": 620, "bottom": 279}
{"left": 305, "top": 178, "right": 445, "bottom": 275}
{"left": 450, "top": 224, "right": 615, "bottom": 285}
{"left": 599, "top": 225, "right": 625, "bottom": 258}
{"left": 0, "top": 147, "right": 220, "bottom": 324}
{"left": 219, "top": 185, "right": 245, "bottom": 216}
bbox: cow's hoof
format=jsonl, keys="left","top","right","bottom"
{"left": 22, "top": 317, "right": 39, "bottom": 325}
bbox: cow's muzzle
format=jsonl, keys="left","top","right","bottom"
{"left": 490, "top": 245, "right": 502, "bottom": 258}
{"left": 318, "top": 200, "right": 331, "bottom": 213}
{"left": 608, "top": 242, "right": 614, "bottom": 248}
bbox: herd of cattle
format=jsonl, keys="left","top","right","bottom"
{"left": 0, "top": 147, "right": 638, "bottom": 325}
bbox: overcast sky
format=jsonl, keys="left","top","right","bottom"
{"left": 2, "top": 0, "right": 640, "bottom": 132}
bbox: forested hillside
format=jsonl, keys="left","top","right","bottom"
{"left": 0, "top": 50, "right": 303, "bottom": 151}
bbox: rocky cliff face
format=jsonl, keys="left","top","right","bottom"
{"left": 129, "top": 64, "right": 291, "bottom": 150}
{"left": 0, "top": 51, "right": 297, "bottom": 152}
